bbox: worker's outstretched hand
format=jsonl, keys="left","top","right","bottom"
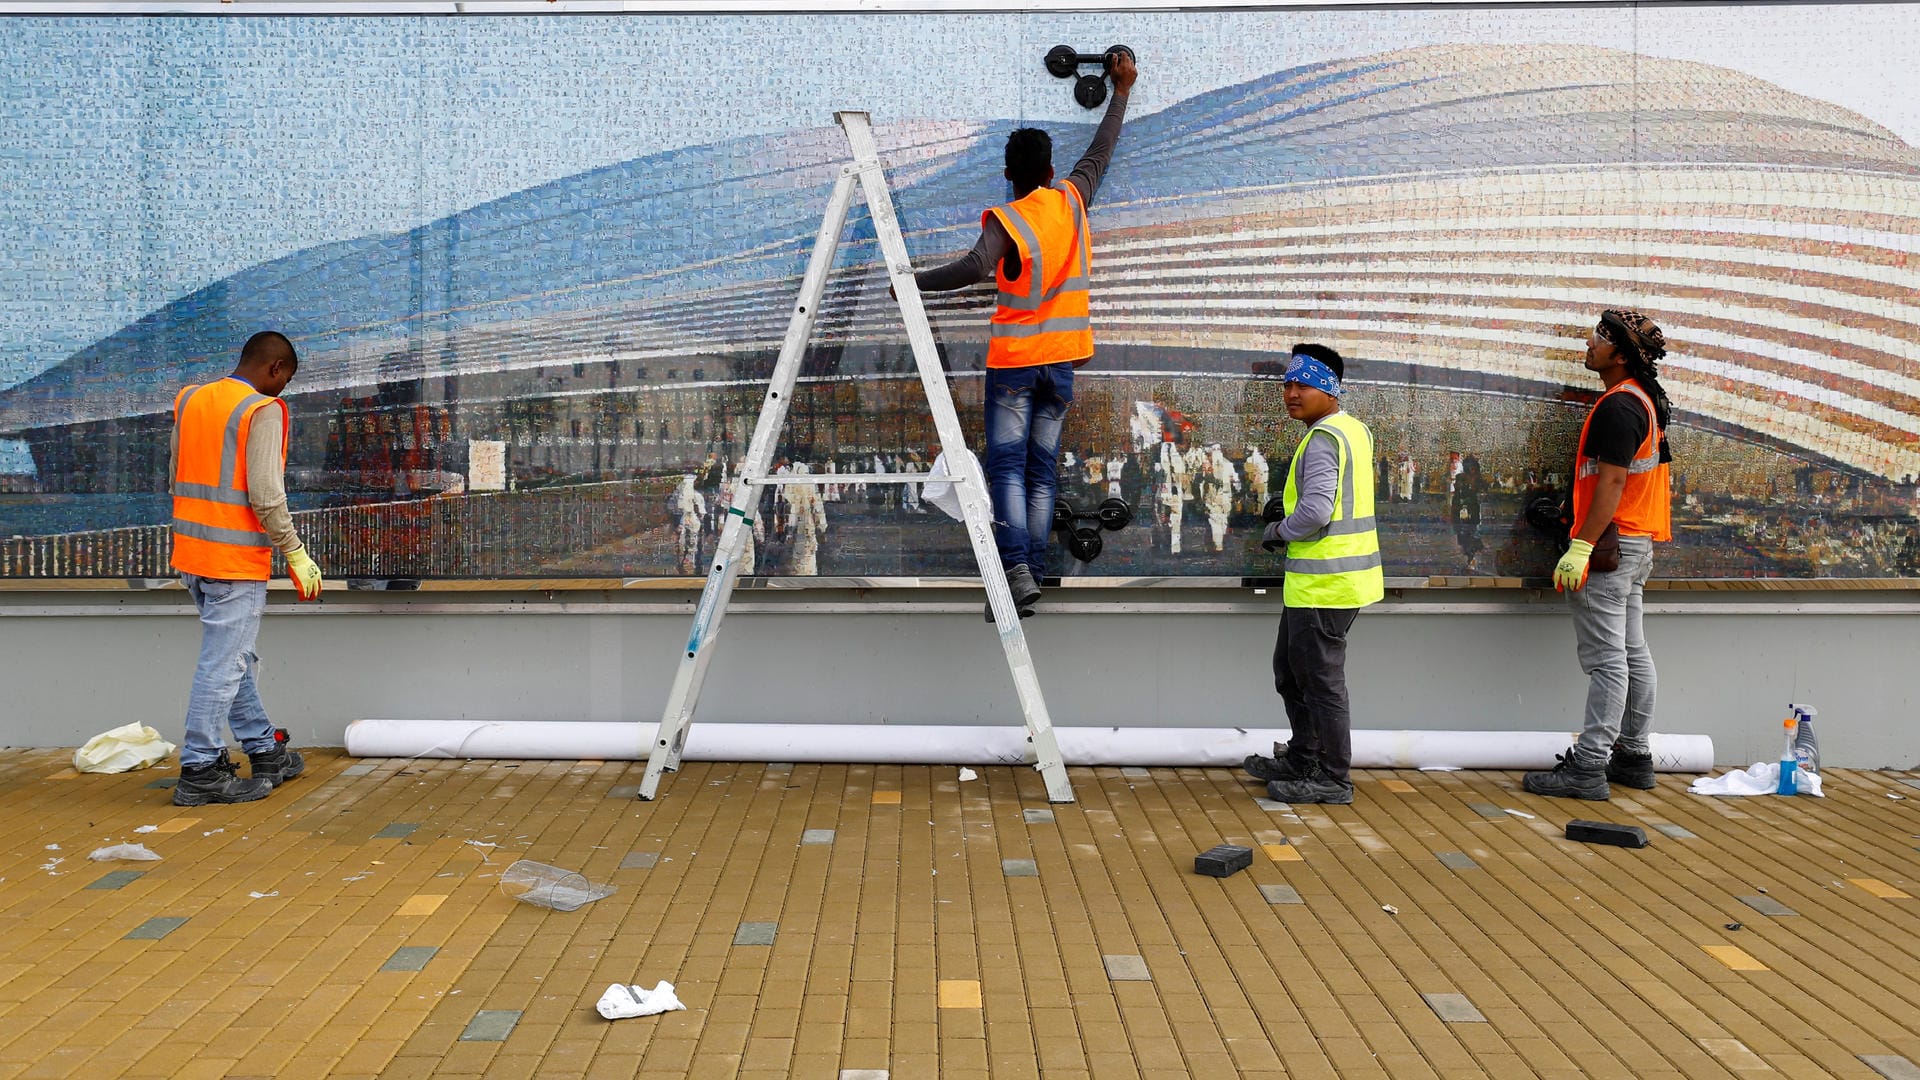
{"left": 285, "top": 544, "right": 324, "bottom": 601}
{"left": 1107, "top": 48, "right": 1138, "bottom": 95}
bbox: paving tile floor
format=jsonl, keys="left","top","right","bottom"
{"left": 0, "top": 748, "right": 1918, "bottom": 1078}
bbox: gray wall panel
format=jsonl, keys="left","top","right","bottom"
{"left": 3, "top": 591, "right": 1914, "bottom": 770}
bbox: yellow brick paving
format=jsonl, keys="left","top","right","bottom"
{"left": 0, "top": 749, "right": 1916, "bottom": 1078}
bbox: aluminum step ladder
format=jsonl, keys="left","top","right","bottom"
{"left": 637, "top": 110, "right": 1073, "bottom": 803}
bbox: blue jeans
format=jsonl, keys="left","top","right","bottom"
{"left": 984, "top": 362, "right": 1074, "bottom": 574}
{"left": 181, "top": 574, "right": 277, "bottom": 768}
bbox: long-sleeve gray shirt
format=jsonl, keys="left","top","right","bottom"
{"left": 914, "top": 92, "right": 1129, "bottom": 293}
{"left": 169, "top": 386, "right": 304, "bottom": 555}
{"left": 1274, "top": 428, "right": 1340, "bottom": 543}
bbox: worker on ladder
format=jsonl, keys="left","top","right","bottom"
{"left": 909, "top": 49, "right": 1138, "bottom": 617}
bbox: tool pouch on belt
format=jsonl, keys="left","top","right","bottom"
{"left": 1523, "top": 492, "right": 1621, "bottom": 573}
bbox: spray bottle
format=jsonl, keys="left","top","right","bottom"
{"left": 1776, "top": 714, "right": 1799, "bottom": 796}
{"left": 1789, "top": 703, "right": 1820, "bottom": 773}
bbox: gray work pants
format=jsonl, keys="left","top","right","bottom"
{"left": 1273, "top": 606, "right": 1359, "bottom": 783}
{"left": 1568, "top": 534, "right": 1656, "bottom": 767}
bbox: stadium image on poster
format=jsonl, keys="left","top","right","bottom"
{"left": 1, "top": 10, "right": 1916, "bottom": 582}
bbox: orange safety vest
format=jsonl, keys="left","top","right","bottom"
{"left": 170, "top": 376, "right": 288, "bottom": 581}
{"left": 1571, "top": 380, "right": 1672, "bottom": 542}
{"left": 983, "top": 182, "right": 1093, "bottom": 368}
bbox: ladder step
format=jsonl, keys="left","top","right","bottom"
{"left": 749, "top": 473, "right": 950, "bottom": 485}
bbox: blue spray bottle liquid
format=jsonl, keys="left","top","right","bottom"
{"left": 1776, "top": 715, "right": 1799, "bottom": 795}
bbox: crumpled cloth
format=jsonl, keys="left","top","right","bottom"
{"left": 596, "top": 980, "right": 686, "bottom": 1020}
{"left": 922, "top": 449, "right": 983, "bottom": 522}
{"left": 1689, "top": 761, "right": 1824, "bottom": 797}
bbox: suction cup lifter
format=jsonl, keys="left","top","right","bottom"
{"left": 1044, "top": 45, "right": 1135, "bottom": 109}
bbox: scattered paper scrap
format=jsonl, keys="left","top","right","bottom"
{"left": 958, "top": 767, "right": 979, "bottom": 782}
{"left": 248, "top": 891, "right": 279, "bottom": 899}
{"left": 596, "top": 980, "right": 686, "bottom": 1020}
{"left": 1382, "top": 904, "right": 1400, "bottom": 915}
{"left": 89, "top": 844, "right": 161, "bottom": 862}
{"left": 134, "top": 825, "right": 158, "bottom": 834}
{"left": 1503, "top": 808, "right": 1536, "bottom": 819}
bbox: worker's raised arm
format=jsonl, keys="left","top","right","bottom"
{"left": 1065, "top": 49, "right": 1137, "bottom": 207}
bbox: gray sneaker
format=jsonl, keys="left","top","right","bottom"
{"left": 173, "top": 749, "right": 273, "bottom": 806}
{"left": 1523, "top": 752, "right": 1610, "bottom": 800}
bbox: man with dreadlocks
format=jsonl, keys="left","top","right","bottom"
{"left": 1525, "top": 309, "right": 1675, "bottom": 800}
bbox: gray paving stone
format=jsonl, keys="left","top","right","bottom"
{"left": 1120, "top": 767, "right": 1151, "bottom": 779}
{"left": 373, "top": 822, "right": 419, "bottom": 839}
{"left": 1259, "top": 884, "right": 1303, "bottom": 905}
{"left": 1253, "top": 798, "right": 1291, "bottom": 812}
{"left": 1102, "top": 954, "right": 1151, "bottom": 981}
{"left": 620, "top": 851, "right": 659, "bottom": 870}
{"left": 840, "top": 1071, "right": 890, "bottom": 1080}
{"left": 1649, "top": 822, "right": 1698, "bottom": 840}
{"left": 1422, "top": 992, "right": 1487, "bottom": 1023}
{"left": 126, "top": 917, "right": 188, "bottom": 940}
{"left": 1002, "top": 858, "right": 1039, "bottom": 878}
{"left": 143, "top": 776, "right": 178, "bottom": 790}
{"left": 1022, "top": 809, "right": 1055, "bottom": 824}
{"left": 801, "top": 829, "right": 835, "bottom": 845}
{"left": 459, "top": 1009, "right": 521, "bottom": 1042}
{"left": 765, "top": 762, "right": 794, "bottom": 771}
{"left": 1465, "top": 802, "right": 1506, "bottom": 819}
{"left": 1863, "top": 1056, "right": 1920, "bottom": 1080}
{"left": 605, "top": 785, "right": 641, "bottom": 799}
{"left": 381, "top": 946, "right": 439, "bottom": 972}
{"left": 1436, "top": 851, "right": 1480, "bottom": 871}
{"left": 1899, "top": 778, "right": 1920, "bottom": 791}
{"left": 87, "top": 871, "right": 145, "bottom": 890}
{"left": 1739, "top": 895, "right": 1799, "bottom": 916}
{"left": 734, "top": 921, "right": 777, "bottom": 946}
{"left": 341, "top": 763, "right": 378, "bottom": 777}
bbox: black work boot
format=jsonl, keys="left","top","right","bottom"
{"left": 1244, "top": 747, "right": 1314, "bottom": 783}
{"left": 1605, "top": 748, "right": 1657, "bottom": 790}
{"left": 985, "top": 564, "right": 1042, "bottom": 621}
{"left": 1265, "top": 764, "right": 1354, "bottom": 805}
{"left": 247, "top": 728, "right": 306, "bottom": 789}
{"left": 174, "top": 749, "right": 272, "bottom": 806}
{"left": 1523, "top": 752, "right": 1610, "bottom": 800}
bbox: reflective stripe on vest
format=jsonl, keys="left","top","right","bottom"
{"left": 1282, "top": 411, "right": 1385, "bottom": 609}
{"left": 170, "top": 377, "right": 287, "bottom": 581}
{"left": 1570, "top": 380, "right": 1673, "bottom": 542}
{"left": 984, "top": 183, "right": 1093, "bottom": 368}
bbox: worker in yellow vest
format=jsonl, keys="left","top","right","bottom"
{"left": 1243, "top": 345, "right": 1383, "bottom": 805}
{"left": 169, "top": 331, "right": 322, "bottom": 806}
{"left": 1525, "top": 310, "right": 1674, "bottom": 800}
{"left": 912, "top": 49, "right": 1137, "bottom": 617}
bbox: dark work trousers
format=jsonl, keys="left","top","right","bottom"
{"left": 1272, "top": 606, "right": 1360, "bottom": 784}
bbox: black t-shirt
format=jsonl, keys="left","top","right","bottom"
{"left": 1582, "top": 392, "right": 1652, "bottom": 468}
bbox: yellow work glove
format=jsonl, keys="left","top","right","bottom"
{"left": 1553, "top": 538, "right": 1594, "bottom": 593}
{"left": 285, "top": 545, "right": 323, "bottom": 601}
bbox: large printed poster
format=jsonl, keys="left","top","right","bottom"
{"left": 1, "top": 11, "right": 1916, "bottom": 581}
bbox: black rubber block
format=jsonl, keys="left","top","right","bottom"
{"left": 1565, "top": 820, "right": 1650, "bottom": 848}
{"left": 1195, "top": 844, "right": 1254, "bottom": 877}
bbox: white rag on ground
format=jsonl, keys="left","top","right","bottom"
{"left": 1689, "top": 762, "right": 1824, "bottom": 797}
{"left": 596, "top": 980, "right": 686, "bottom": 1020}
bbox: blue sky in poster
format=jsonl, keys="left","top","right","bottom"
{"left": 1, "top": 6, "right": 1917, "bottom": 392}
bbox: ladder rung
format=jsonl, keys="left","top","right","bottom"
{"left": 749, "top": 473, "right": 945, "bottom": 485}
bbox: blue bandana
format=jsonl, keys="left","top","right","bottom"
{"left": 1284, "top": 353, "right": 1342, "bottom": 397}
